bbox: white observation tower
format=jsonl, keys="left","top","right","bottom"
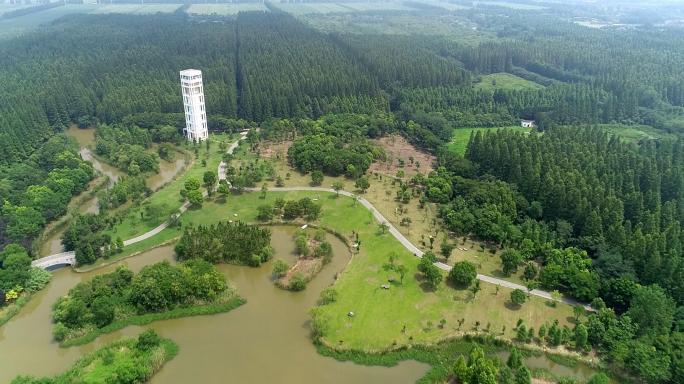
{"left": 180, "top": 69, "right": 208, "bottom": 142}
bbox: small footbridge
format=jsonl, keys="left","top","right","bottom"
{"left": 31, "top": 251, "right": 76, "bottom": 270}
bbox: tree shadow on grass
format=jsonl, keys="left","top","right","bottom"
{"left": 444, "top": 279, "right": 472, "bottom": 292}
{"left": 504, "top": 302, "right": 523, "bottom": 311}
{"left": 413, "top": 272, "right": 437, "bottom": 293}
{"left": 491, "top": 269, "right": 508, "bottom": 279}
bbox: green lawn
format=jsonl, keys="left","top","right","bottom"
{"left": 105, "top": 134, "right": 231, "bottom": 241}
{"left": 179, "top": 191, "right": 575, "bottom": 351}
{"left": 591, "top": 123, "right": 677, "bottom": 142}
{"left": 448, "top": 126, "right": 531, "bottom": 156}
{"left": 474, "top": 73, "right": 544, "bottom": 92}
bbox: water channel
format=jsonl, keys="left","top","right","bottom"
{"left": 39, "top": 127, "right": 187, "bottom": 256}
{"left": 2, "top": 226, "right": 430, "bottom": 383}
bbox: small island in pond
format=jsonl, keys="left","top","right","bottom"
{"left": 273, "top": 228, "right": 333, "bottom": 291}
{"left": 52, "top": 260, "right": 243, "bottom": 347}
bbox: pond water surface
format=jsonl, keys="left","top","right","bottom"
{"left": 2, "top": 227, "right": 430, "bottom": 383}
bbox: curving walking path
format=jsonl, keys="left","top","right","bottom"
{"left": 33, "top": 134, "right": 248, "bottom": 269}
{"left": 35, "top": 133, "right": 589, "bottom": 309}
{"left": 246, "top": 186, "right": 591, "bottom": 310}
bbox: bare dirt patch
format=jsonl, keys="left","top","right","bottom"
{"left": 369, "top": 135, "right": 436, "bottom": 177}
{"left": 278, "top": 257, "right": 324, "bottom": 288}
{"left": 258, "top": 140, "right": 292, "bottom": 161}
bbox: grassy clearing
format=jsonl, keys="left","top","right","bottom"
{"left": 180, "top": 191, "right": 575, "bottom": 351}
{"left": 592, "top": 123, "right": 677, "bottom": 142}
{"left": 14, "top": 336, "right": 178, "bottom": 383}
{"left": 62, "top": 295, "right": 245, "bottom": 347}
{"left": 475, "top": 73, "right": 544, "bottom": 92}
{"left": 105, "top": 134, "right": 230, "bottom": 241}
{"left": 0, "top": 5, "right": 96, "bottom": 40}
{"left": 448, "top": 126, "right": 531, "bottom": 156}
{"left": 186, "top": 3, "right": 268, "bottom": 15}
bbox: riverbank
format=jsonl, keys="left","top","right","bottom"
{"left": 12, "top": 332, "right": 178, "bottom": 384}
{"left": 34, "top": 175, "right": 109, "bottom": 256}
{"left": 316, "top": 335, "right": 615, "bottom": 383}
{"left": 0, "top": 293, "right": 35, "bottom": 327}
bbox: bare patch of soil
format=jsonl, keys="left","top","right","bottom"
{"left": 370, "top": 135, "right": 435, "bottom": 177}
{"left": 259, "top": 140, "right": 292, "bottom": 161}
{"left": 279, "top": 258, "right": 324, "bottom": 288}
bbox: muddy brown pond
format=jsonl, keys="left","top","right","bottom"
{"left": 1, "top": 226, "right": 430, "bottom": 383}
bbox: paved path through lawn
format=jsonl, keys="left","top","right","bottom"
{"left": 245, "top": 186, "right": 591, "bottom": 310}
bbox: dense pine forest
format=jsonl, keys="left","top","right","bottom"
{"left": 1, "top": 3, "right": 684, "bottom": 382}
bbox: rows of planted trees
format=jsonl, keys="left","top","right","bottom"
{"left": 175, "top": 221, "right": 273, "bottom": 267}
{"left": 4, "top": 7, "right": 684, "bottom": 251}
{"left": 418, "top": 125, "right": 684, "bottom": 383}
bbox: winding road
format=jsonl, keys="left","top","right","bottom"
{"left": 35, "top": 132, "right": 589, "bottom": 309}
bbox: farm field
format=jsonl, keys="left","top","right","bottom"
{"left": 89, "top": 4, "right": 181, "bottom": 14}
{"left": 448, "top": 126, "right": 532, "bottom": 156}
{"left": 186, "top": 3, "right": 268, "bottom": 15}
{"left": 474, "top": 1, "right": 547, "bottom": 10}
{"left": 420, "top": 0, "right": 469, "bottom": 11}
{"left": 337, "top": 2, "right": 416, "bottom": 12}
{"left": 0, "top": 3, "right": 180, "bottom": 40}
{"left": 272, "top": 3, "right": 353, "bottom": 15}
{"left": 0, "top": 3, "right": 34, "bottom": 15}
{"left": 274, "top": 2, "right": 416, "bottom": 15}
{"left": 475, "top": 73, "right": 545, "bottom": 92}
